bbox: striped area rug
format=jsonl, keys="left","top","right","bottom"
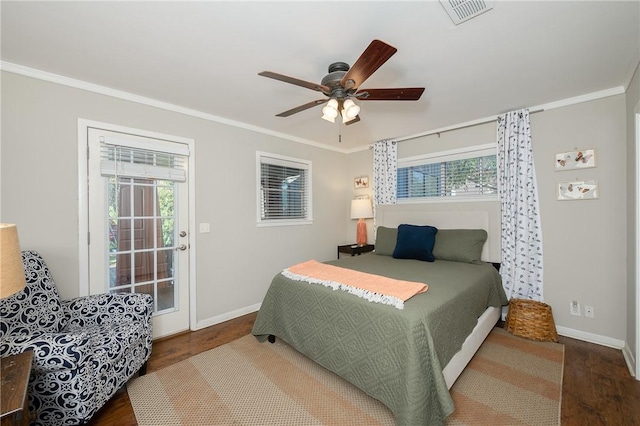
{"left": 447, "top": 327, "right": 564, "bottom": 425}
{"left": 127, "top": 327, "right": 563, "bottom": 425}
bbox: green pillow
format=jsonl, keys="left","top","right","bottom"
{"left": 433, "top": 229, "right": 487, "bottom": 264}
{"left": 374, "top": 226, "right": 398, "bottom": 256}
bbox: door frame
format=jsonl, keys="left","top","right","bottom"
{"left": 635, "top": 103, "right": 640, "bottom": 380}
{"left": 77, "top": 118, "right": 197, "bottom": 333}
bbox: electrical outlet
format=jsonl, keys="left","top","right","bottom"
{"left": 585, "top": 305, "right": 595, "bottom": 318}
{"left": 570, "top": 300, "right": 581, "bottom": 316}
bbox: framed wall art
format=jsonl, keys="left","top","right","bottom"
{"left": 555, "top": 148, "right": 596, "bottom": 170}
{"left": 354, "top": 176, "right": 369, "bottom": 189}
{"left": 557, "top": 179, "right": 598, "bottom": 201}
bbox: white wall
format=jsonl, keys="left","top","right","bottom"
{"left": 534, "top": 95, "right": 627, "bottom": 344}
{"left": 0, "top": 71, "right": 348, "bottom": 326}
{"left": 347, "top": 94, "right": 629, "bottom": 345}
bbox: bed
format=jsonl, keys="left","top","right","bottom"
{"left": 251, "top": 204, "right": 508, "bottom": 425}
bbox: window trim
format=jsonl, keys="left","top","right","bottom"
{"left": 256, "top": 151, "right": 313, "bottom": 227}
{"left": 397, "top": 143, "right": 499, "bottom": 204}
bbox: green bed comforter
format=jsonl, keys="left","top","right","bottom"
{"left": 252, "top": 254, "right": 507, "bottom": 425}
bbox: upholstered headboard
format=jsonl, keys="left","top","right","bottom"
{"left": 375, "top": 201, "right": 501, "bottom": 263}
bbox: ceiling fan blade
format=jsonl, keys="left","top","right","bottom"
{"left": 340, "top": 40, "right": 397, "bottom": 90}
{"left": 275, "top": 99, "right": 326, "bottom": 117}
{"left": 345, "top": 115, "right": 361, "bottom": 126}
{"left": 259, "top": 71, "right": 329, "bottom": 93}
{"left": 357, "top": 87, "right": 425, "bottom": 101}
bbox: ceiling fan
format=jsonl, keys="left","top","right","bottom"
{"left": 258, "top": 39, "right": 425, "bottom": 125}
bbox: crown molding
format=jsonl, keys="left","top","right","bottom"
{"left": 530, "top": 86, "right": 625, "bottom": 111}
{"left": 346, "top": 85, "right": 627, "bottom": 154}
{"left": 0, "top": 61, "right": 349, "bottom": 154}
{"left": 2, "top": 61, "right": 627, "bottom": 156}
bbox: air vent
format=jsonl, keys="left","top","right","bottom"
{"left": 440, "top": 0, "right": 493, "bottom": 25}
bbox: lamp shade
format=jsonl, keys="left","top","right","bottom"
{"left": 0, "top": 223, "right": 26, "bottom": 298}
{"left": 350, "top": 199, "right": 373, "bottom": 219}
{"left": 321, "top": 98, "right": 339, "bottom": 123}
{"left": 342, "top": 99, "right": 360, "bottom": 119}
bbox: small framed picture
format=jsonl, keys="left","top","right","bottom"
{"left": 557, "top": 179, "right": 598, "bottom": 200}
{"left": 354, "top": 176, "right": 369, "bottom": 189}
{"left": 555, "top": 149, "right": 596, "bottom": 170}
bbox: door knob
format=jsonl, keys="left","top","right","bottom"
{"left": 176, "top": 244, "right": 187, "bottom": 251}
{"left": 179, "top": 231, "right": 187, "bottom": 237}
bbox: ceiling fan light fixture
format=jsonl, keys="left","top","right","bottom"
{"left": 321, "top": 113, "right": 336, "bottom": 123}
{"left": 343, "top": 99, "right": 360, "bottom": 119}
{"left": 321, "top": 98, "right": 339, "bottom": 121}
{"left": 341, "top": 110, "right": 356, "bottom": 123}
{"left": 322, "top": 106, "right": 338, "bottom": 118}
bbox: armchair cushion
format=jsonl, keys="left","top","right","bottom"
{"left": 1, "top": 331, "right": 91, "bottom": 374}
{"left": 0, "top": 251, "right": 68, "bottom": 336}
{"left": 63, "top": 292, "right": 153, "bottom": 330}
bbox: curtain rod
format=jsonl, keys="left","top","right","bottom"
{"left": 377, "top": 108, "right": 545, "bottom": 146}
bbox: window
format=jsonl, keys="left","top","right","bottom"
{"left": 100, "top": 137, "right": 187, "bottom": 312}
{"left": 397, "top": 144, "right": 497, "bottom": 201}
{"left": 257, "top": 152, "right": 312, "bottom": 225}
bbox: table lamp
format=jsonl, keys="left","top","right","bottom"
{"left": 350, "top": 199, "right": 373, "bottom": 246}
{"left": 0, "top": 223, "right": 26, "bottom": 299}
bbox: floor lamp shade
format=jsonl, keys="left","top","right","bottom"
{"left": 0, "top": 223, "right": 26, "bottom": 298}
{"left": 350, "top": 199, "right": 373, "bottom": 246}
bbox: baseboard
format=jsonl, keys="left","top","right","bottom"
{"left": 194, "top": 303, "right": 261, "bottom": 331}
{"left": 622, "top": 342, "right": 637, "bottom": 378}
{"left": 556, "top": 325, "right": 625, "bottom": 349}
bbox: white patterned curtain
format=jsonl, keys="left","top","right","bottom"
{"left": 497, "top": 109, "right": 544, "bottom": 301}
{"left": 373, "top": 139, "right": 397, "bottom": 207}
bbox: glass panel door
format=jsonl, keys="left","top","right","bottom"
{"left": 88, "top": 128, "right": 190, "bottom": 338}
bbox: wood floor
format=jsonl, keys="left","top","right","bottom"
{"left": 89, "top": 312, "right": 640, "bottom": 426}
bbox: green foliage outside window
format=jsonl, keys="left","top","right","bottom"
{"left": 445, "top": 155, "right": 497, "bottom": 195}
{"left": 398, "top": 152, "right": 497, "bottom": 199}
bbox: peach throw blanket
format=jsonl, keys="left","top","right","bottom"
{"left": 282, "top": 260, "right": 428, "bottom": 309}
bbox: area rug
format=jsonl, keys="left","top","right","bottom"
{"left": 128, "top": 327, "right": 563, "bottom": 425}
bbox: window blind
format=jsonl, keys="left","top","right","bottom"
{"left": 257, "top": 152, "right": 311, "bottom": 223}
{"left": 100, "top": 137, "right": 188, "bottom": 182}
{"left": 397, "top": 145, "right": 497, "bottom": 200}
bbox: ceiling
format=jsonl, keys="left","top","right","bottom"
{"left": 2, "top": 1, "right": 639, "bottom": 152}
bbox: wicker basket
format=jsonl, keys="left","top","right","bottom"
{"left": 505, "top": 299, "right": 558, "bottom": 342}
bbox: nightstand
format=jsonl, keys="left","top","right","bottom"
{"left": 1, "top": 351, "right": 33, "bottom": 426}
{"left": 337, "top": 244, "right": 375, "bottom": 259}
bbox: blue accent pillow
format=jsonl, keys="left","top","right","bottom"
{"left": 392, "top": 224, "right": 438, "bottom": 262}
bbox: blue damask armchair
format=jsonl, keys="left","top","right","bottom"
{"left": 0, "top": 251, "right": 153, "bottom": 426}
